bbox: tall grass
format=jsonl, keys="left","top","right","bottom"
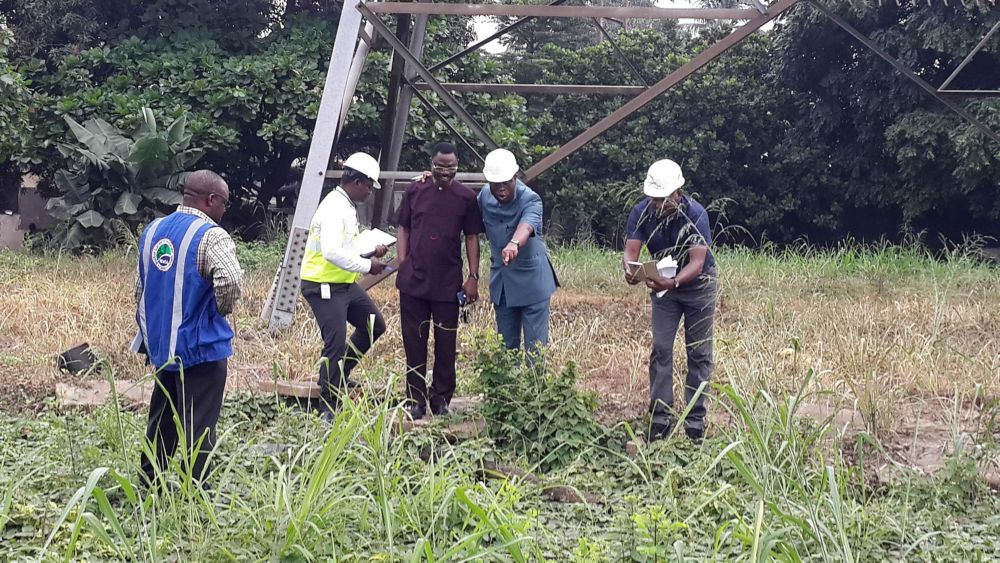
{"left": 2, "top": 241, "right": 999, "bottom": 559}
{"left": 32, "top": 370, "right": 541, "bottom": 561}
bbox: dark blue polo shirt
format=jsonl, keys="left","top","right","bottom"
{"left": 626, "top": 195, "right": 716, "bottom": 273}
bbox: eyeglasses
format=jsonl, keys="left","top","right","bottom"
{"left": 185, "top": 190, "right": 231, "bottom": 210}
{"left": 213, "top": 192, "right": 232, "bottom": 210}
{"left": 431, "top": 165, "right": 459, "bottom": 173}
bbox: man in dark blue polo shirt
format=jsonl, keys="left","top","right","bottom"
{"left": 623, "top": 159, "right": 717, "bottom": 443}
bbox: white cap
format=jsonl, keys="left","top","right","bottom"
{"left": 342, "top": 152, "right": 381, "bottom": 189}
{"left": 482, "top": 149, "right": 519, "bottom": 183}
{"left": 643, "top": 159, "right": 685, "bottom": 198}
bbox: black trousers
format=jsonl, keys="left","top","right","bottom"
{"left": 303, "top": 281, "right": 386, "bottom": 407}
{"left": 400, "top": 292, "right": 459, "bottom": 411}
{"left": 140, "top": 359, "right": 227, "bottom": 485}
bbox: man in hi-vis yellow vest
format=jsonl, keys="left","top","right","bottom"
{"left": 301, "top": 152, "right": 389, "bottom": 420}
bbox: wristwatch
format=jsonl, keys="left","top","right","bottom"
{"left": 509, "top": 238, "right": 521, "bottom": 247}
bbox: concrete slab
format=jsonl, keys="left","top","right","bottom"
{"left": 449, "top": 395, "right": 483, "bottom": 413}
{"left": 56, "top": 380, "right": 152, "bottom": 411}
{"left": 0, "top": 214, "right": 24, "bottom": 249}
{"left": 257, "top": 379, "right": 320, "bottom": 399}
{"left": 395, "top": 413, "right": 487, "bottom": 440}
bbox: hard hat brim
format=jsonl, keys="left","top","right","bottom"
{"left": 484, "top": 168, "right": 518, "bottom": 183}
{"left": 643, "top": 183, "right": 681, "bottom": 198}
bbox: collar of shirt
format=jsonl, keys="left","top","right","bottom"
{"left": 334, "top": 187, "right": 356, "bottom": 210}
{"left": 642, "top": 195, "right": 689, "bottom": 223}
{"left": 177, "top": 205, "right": 217, "bottom": 225}
{"left": 421, "top": 178, "right": 461, "bottom": 192}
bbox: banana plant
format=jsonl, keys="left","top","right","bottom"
{"left": 46, "top": 107, "right": 205, "bottom": 248}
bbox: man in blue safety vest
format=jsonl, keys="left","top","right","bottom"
{"left": 133, "top": 169, "right": 244, "bottom": 487}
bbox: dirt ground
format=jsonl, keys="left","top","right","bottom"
{"left": 2, "top": 250, "right": 998, "bottom": 485}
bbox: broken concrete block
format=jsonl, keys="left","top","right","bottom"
{"left": 56, "top": 380, "right": 152, "bottom": 411}
{"left": 257, "top": 379, "right": 320, "bottom": 399}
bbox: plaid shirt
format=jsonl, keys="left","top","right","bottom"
{"left": 134, "top": 206, "right": 244, "bottom": 315}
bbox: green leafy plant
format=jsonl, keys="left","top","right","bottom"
{"left": 473, "top": 333, "right": 600, "bottom": 472}
{"left": 45, "top": 107, "right": 204, "bottom": 249}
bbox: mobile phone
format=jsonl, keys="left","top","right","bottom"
{"left": 457, "top": 290, "right": 467, "bottom": 306}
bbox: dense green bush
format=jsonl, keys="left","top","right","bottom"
{"left": 46, "top": 108, "right": 202, "bottom": 248}
{"left": 1, "top": 1, "right": 997, "bottom": 245}
{"left": 473, "top": 333, "right": 600, "bottom": 473}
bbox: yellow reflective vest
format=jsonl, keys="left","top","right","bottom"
{"left": 300, "top": 189, "right": 371, "bottom": 284}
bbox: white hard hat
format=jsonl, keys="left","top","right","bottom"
{"left": 342, "top": 152, "right": 381, "bottom": 189}
{"left": 643, "top": 159, "right": 685, "bottom": 198}
{"left": 482, "top": 149, "right": 519, "bottom": 183}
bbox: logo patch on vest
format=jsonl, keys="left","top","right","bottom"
{"left": 152, "top": 239, "right": 175, "bottom": 271}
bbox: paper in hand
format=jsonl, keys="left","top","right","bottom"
{"left": 354, "top": 228, "right": 397, "bottom": 258}
{"left": 654, "top": 256, "right": 678, "bottom": 298}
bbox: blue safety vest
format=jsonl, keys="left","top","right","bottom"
{"left": 135, "top": 212, "right": 233, "bottom": 371}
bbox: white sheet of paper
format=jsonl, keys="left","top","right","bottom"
{"left": 352, "top": 228, "right": 397, "bottom": 257}
{"left": 655, "top": 255, "right": 678, "bottom": 298}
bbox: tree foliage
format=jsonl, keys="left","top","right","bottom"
{"left": 1, "top": 0, "right": 998, "bottom": 246}
{"left": 526, "top": 2, "right": 1000, "bottom": 244}
{"left": 772, "top": 1, "right": 1000, "bottom": 241}
{"left": 1, "top": 26, "right": 31, "bottom": 163}
{"left": 46, "top": 107, "right": 203, "bottom": 248}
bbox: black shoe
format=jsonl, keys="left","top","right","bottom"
{"left": 647, "top": 422, "right": 673, "bottom": 443}
{"left": 431, "top": 404, "right": 450, "bottom": 417}
{"left": 684, "top": 426, "right": 705, "bottom": 443}
{"left": 317, "top": 401, "right": 337, "bottom": 423}
{"left": 409, "top": 403, "right": 426, "bottom": 421}
{"left": 344, "top": 378, "right": 362, "bottom": 390}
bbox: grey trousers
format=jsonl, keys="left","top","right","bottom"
{"left": 494, "top": 293, "right": 550, "bottom": 356}
{"left": 649, "top": 277, "right": 717, "bottom": 431}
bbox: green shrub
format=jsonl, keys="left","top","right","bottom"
{"left": 45, "top": 107, "right": 204, "bottom": 249}
{"left": 473, "top": 333, "right": 600, "bottom": 472}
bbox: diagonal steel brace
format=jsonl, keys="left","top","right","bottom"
{"left": 809, "top": 1, "right": 1000, "bottom": 147}
{"left": 524, "top": 0, "right": 803, "bottom": 181}
{"left": 358, "top": 1, "right": 499, "bottom": 153}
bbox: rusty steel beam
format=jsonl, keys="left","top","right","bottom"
{"left": 427, "top": 0, "right": 568, "bottom": 73}
{"left": 327, "top": 170, "right": 487, "bottom": 183}
{"left": 938, "top": 90, "right": 1000, "bottom": 97}
{"left": 412, "top": 83, "right": 647, "bottom": 96}
{"left": 365, "top": 3, "right": 759, "bottom": 20}
{"left": 359, "top": 26, "right": 374, "bottom": 47}
{"left": 939, "top": 20, "right": 1000, "bottom": 91}
{"left": 359, "top": 1, "right": 500, "bottom": 152}
{"left": 408, "top": 83, "right": 487, "bottom": 164}
{"left": 808, "top": 1, "right": 1000, "bottom": 147}
{"left": 524, "top": 0, "right": 803, "bottom": 182}
{"left": 591, "top": 18, "right": 650, "bottom": 87}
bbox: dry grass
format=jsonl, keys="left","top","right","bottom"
{"left": 2, "top": 243, "right": 998, "bottom": 440}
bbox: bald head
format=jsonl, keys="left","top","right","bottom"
{"left": 182, "top": 170, "right": 230, "bottom": 223}
{"left": 184, "top": 170, "right": 227, "bottom": 197}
